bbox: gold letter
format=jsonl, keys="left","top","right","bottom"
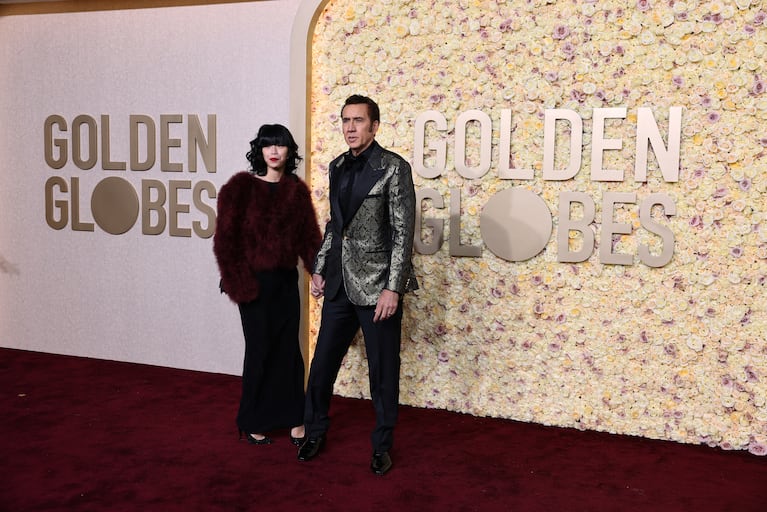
{"left": 72, "top": 115, "right": 97, "bottom": 170}
{"left": 557, "top": 191, "right": 595, "bottom": 263}
{"left": 188, "top": 114, "right": 217, "bottom": 173}
{"left": 160, "top": 114, "right": 183, "bottom": 172}
{"left": 101, "top": 114, "right": 126, "bottom": 171}
{"left": 639, "top": 193, "right": 675, "bottom": 267}
{"left": 45, "top": 176, "right": 68, "bottom": 229}
{"left": 193, "top": 180, "right": 217, "bottom": 238}
{"left": 414, "top": 188, "right": 444, "bottom": 255}
{"left": 141, "top": 179, "right": 166, "bottom": 235}
{"left": 70, "top": 177, "right": 95, "bottom": 231}
{"left": 44, "top": 115, "right": 68, "bottom": 170}
{"left": 168, "top": 179, "right": 191, "bottom": 237}
{"left": 130, "top": 115, "right": 156, "bottom": 171}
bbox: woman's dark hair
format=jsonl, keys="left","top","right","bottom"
{"left": 246, "top": 124, "right": 302, "bottom": 176}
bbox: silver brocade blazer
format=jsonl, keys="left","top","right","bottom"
{"left": 314, "top": 141, "right": 418, "bottom": 306}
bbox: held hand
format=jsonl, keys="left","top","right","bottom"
{"left": 373, "top": 289, "right": 400, "bottom": 322}
{"left": 310, "top": 274, "right": 325, "bottom": 298}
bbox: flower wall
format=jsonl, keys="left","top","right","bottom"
{"left": 306, "top": 0, "right": 767, "bottom": 455}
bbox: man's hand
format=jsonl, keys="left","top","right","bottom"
{"left": 310, "top": 273, "right": 325, "bottom": 298}
{"left": 373, "top": 289, "right": 399, "bottom": 322}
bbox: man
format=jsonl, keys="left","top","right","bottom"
{"left": 299, "top": 95, "right": 418, "bottom": 475}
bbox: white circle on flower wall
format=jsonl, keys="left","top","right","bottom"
{"left": 480, "top": 187, "right": 553, "bottom": 262}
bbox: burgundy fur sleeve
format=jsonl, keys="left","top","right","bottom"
{"left": 212, "top": 172, "right": 259, "bottom": 303}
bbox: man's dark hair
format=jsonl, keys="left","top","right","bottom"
{"left": 341, "top": 94, "right": 380, "bottom": 124}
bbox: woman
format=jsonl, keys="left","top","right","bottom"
{"left": 213, "top": 124, "right": 321, "bottom": 446}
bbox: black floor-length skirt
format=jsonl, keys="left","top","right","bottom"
{"left": 236, "top": 267, "right": 304, "bottom": 433}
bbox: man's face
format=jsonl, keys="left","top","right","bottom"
{"left": 342, "top": 103, "right": 379, "bottom": 156}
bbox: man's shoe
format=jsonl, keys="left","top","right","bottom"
{"left": 297, "top": 436, "right": 325, "bottom": 461}
{"left": 370, "top": 451, "right": 392, "bottom": 475}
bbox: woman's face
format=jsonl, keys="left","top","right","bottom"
{"left": 262, "top": 145, "right": 289, "bottom": 172}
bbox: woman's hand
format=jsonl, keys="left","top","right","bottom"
{"left": 310, "top": 273, "right": 325, "bottom": 298}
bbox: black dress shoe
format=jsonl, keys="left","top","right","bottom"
{"left": 370, "top": 451, "right": 392, "bottom": 475}
{"left": 290, "top": 435, "right": 305, "bottom": 447}
{"left": 297, "top": 436, "right": 325, "bottom": 461}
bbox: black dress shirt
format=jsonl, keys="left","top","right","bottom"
{"left": 338, "top": 145, "right": 373, "bottom": 220}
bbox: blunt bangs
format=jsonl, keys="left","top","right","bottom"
{"left": 256, "top": 125, "right": 295, "bottom": 149}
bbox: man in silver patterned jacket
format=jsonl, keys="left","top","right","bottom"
{"left": 298, "top": 94, "right": 418, "bottom": 476}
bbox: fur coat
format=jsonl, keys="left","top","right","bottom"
{"left": 213, "top": 171, "right": 322, "bottom": 304}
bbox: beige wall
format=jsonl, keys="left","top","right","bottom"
{"left": 0, "top": 0, "right": 303, "bottom": 374}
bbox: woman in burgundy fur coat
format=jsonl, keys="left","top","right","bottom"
{"left": 213, "top": 124, "right": 321, "bottom": 446}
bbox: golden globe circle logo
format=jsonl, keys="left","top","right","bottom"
{"left": 43, "top": 114, "right": 217, "bottom": 238}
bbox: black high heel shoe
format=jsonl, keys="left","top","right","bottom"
{"left": 238, "top": 429, "right": 272, "bottom": 445}
{"left": 289, "top": 426, "right": 305, "bottom": 446}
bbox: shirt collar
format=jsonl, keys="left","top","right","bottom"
{"left": 347, "top": 141, "right": 376, "bottom": 163}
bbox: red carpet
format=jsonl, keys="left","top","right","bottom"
{"left": 1, "top": 348, "right": 765, "bottom": 511}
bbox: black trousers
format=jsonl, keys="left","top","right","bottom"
{"left": 236, "top": 268, "right": 304, "bottom": 433}
{"left": 304, "top": 286, "right": 403, "bottom": 452}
